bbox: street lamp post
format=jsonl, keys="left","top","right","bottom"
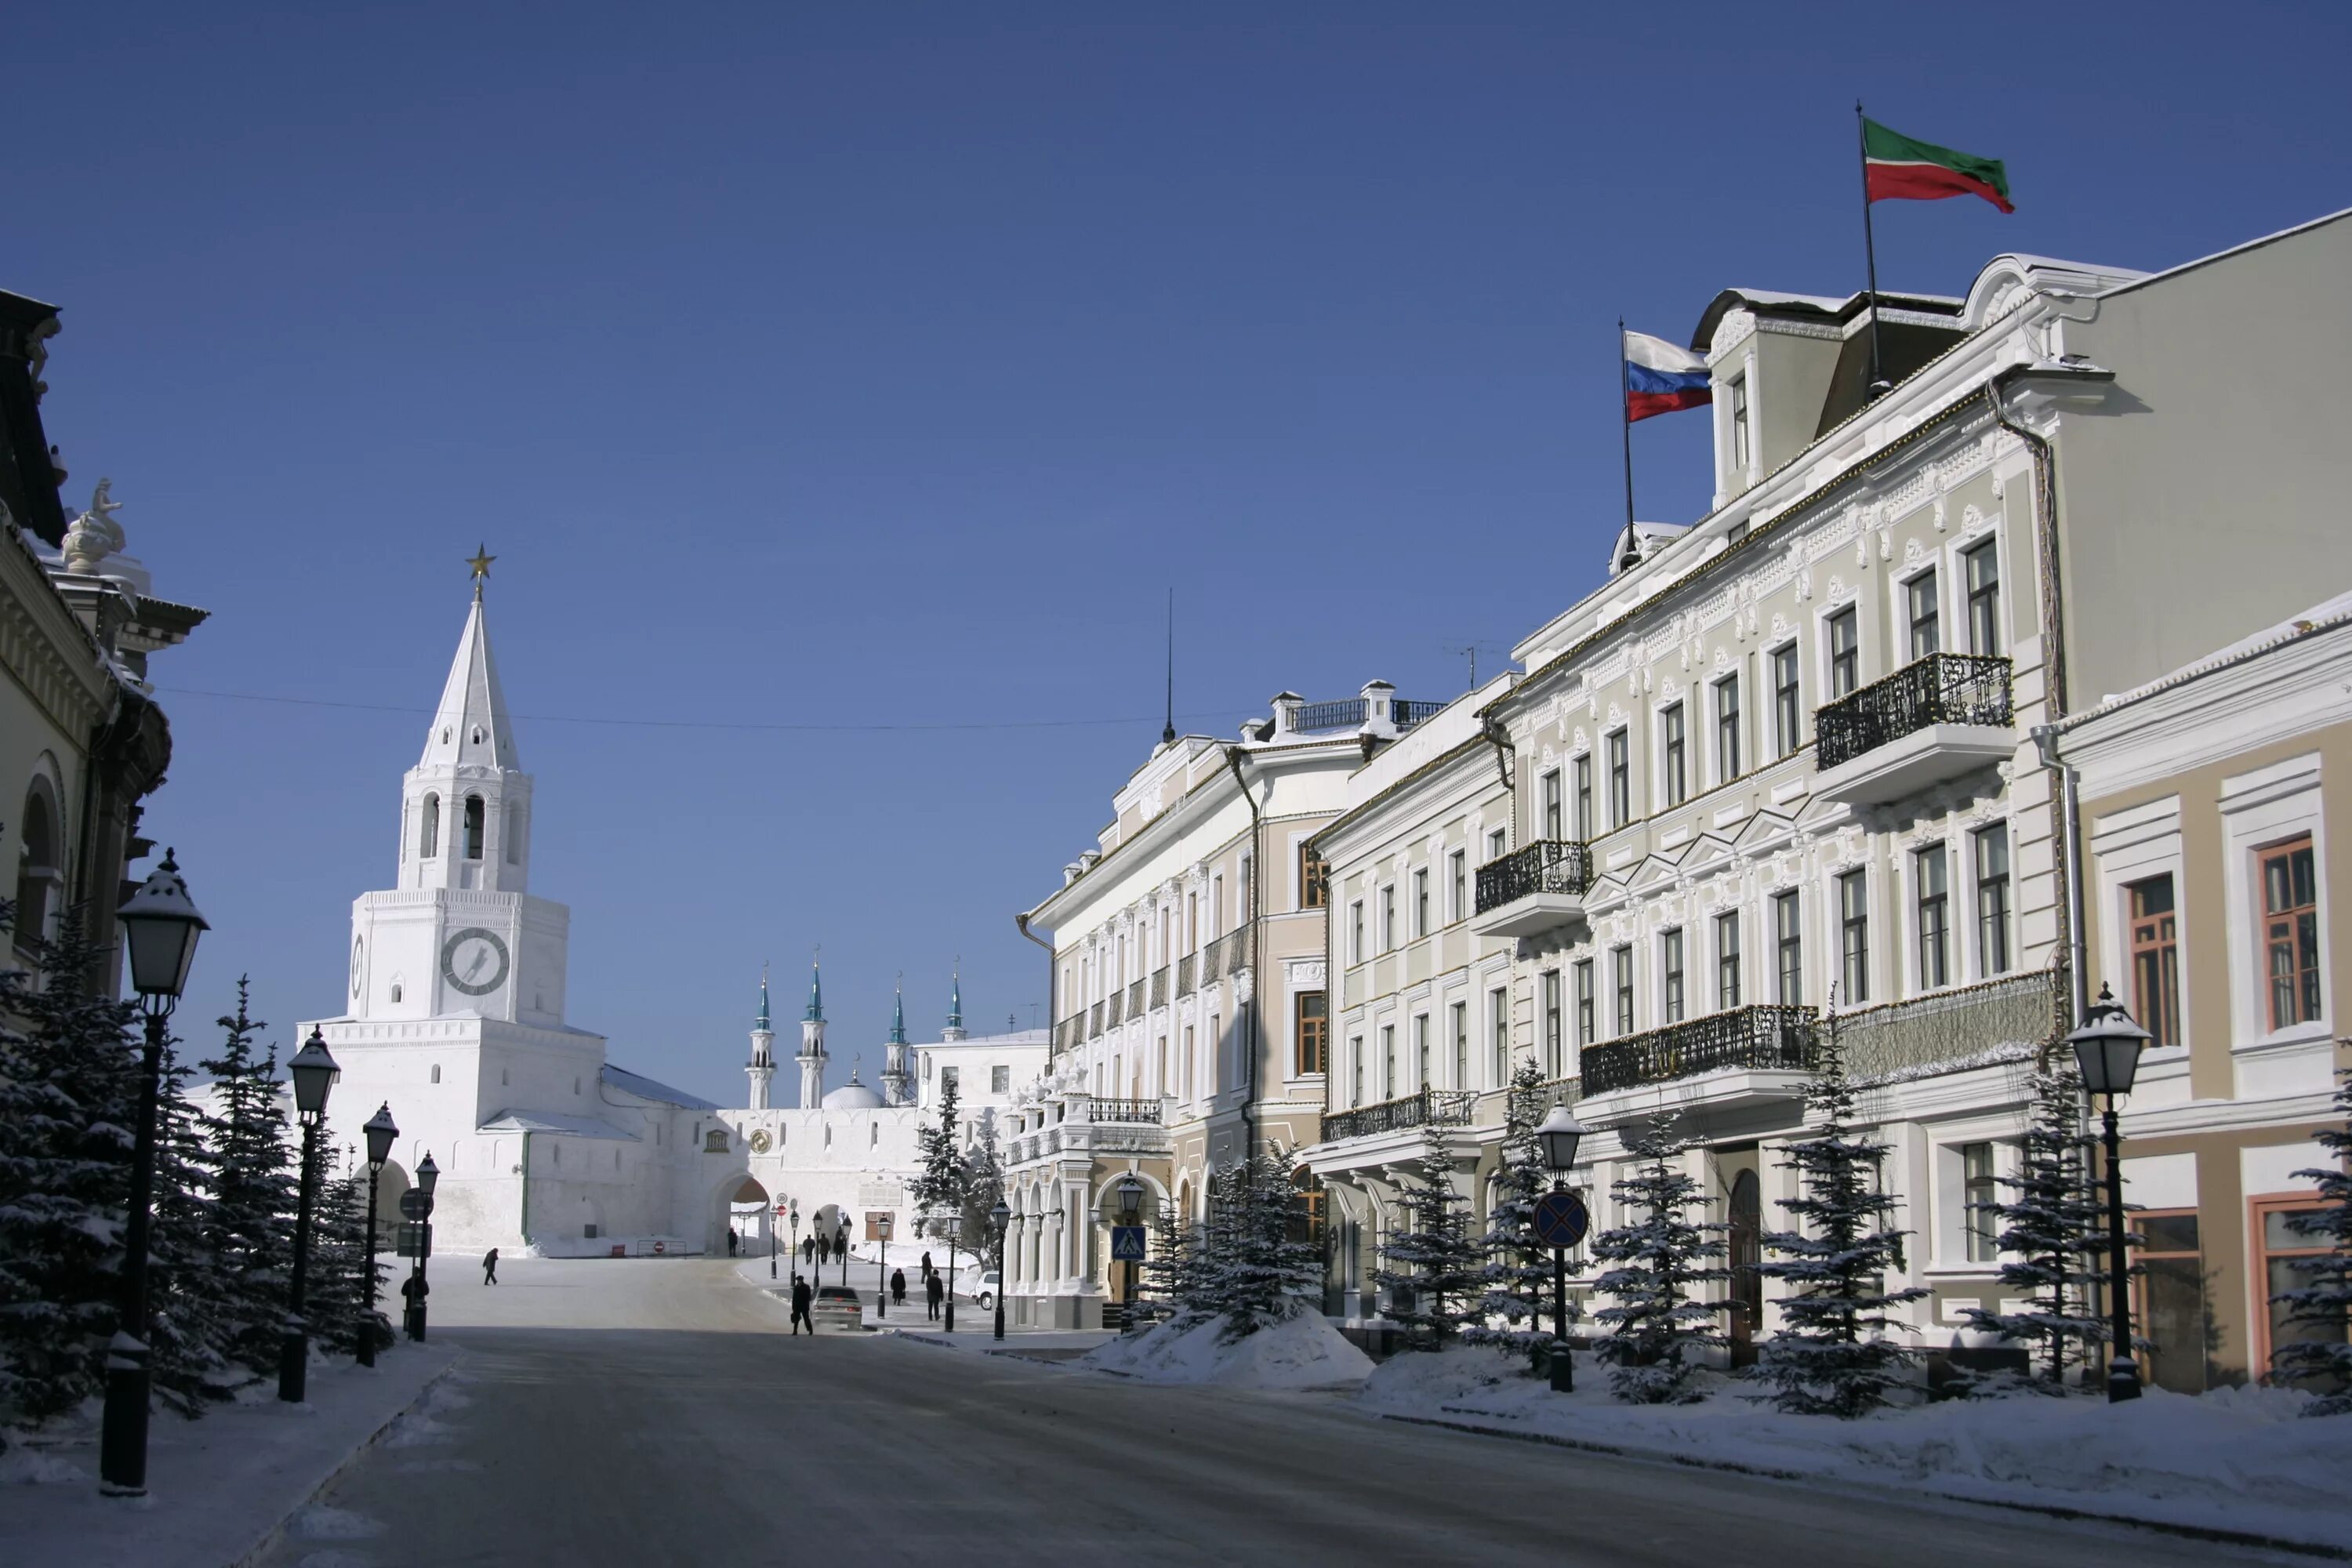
{"left": 770, "top": 1196, "right": 779, "bottom": 1280}
{"left": 788, "top": 1200, "right": 800, "bottom": 1280}
{"left": 281, "top": 1029, "right": 342, "bottom": 1402}
{"left": 877, "top": 1212, "right": 893, "bottom": 1321}
{"left": 99, "top": 850, "right": 208, "bottom": 1496}
{"left": 945, "top": 1212, "right": 962, "bottom": 1333}
{"left": 1116, "top": 1174, "right": 1144, "bottom": 1330}
{"left": 1535, "top": 1104, "right": 1588, "bottom": 1394}
{"left": 406, "top": 1152, "right": 440, "bottom": 1341}
{"left": 2068, "top": 983, "right": 2153, "bottom": 1403}
{"left": 991, "top": 1200, "right": 1011, "bottom": 1342}
{"left": 358, "top": 1103, "right": 399, "bottom": 1367}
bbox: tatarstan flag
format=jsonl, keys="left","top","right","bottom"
{"left": 1863, "top": 118, "right": 2014, "bottom": 213}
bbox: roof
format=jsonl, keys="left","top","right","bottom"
{"left": 419, "top": 596, "right": 518, "bottom": 772}
{"left": 602, "top": 1062, "right": 719, "bottom": 1110}
{"left": 1689, "top": 285, "right": 1962, "bottom": 353}
{"left": 821, "top": 1080, "right": 886, "bottom": 1110}
{"left": 477, "top": 1109, "right": 637, "bottom": 1140}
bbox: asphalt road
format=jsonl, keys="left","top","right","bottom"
{"left": 257, "top": 1259, "right": 2267, "bottom": 1568}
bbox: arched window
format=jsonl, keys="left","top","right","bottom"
{"left": 420, "top": 794, "right": 441, "bottom": 858}
{"left": 13, "top": 778, "right": 60, "bottom": 950}
{"left": 463, "top": 796, "right": 485, "bottom": 860}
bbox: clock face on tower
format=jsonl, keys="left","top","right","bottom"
{"left": 441, "top": 927, "right": 511, "bottom": 997}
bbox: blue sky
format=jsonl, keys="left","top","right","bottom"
{"left": 11, "top": 3, "right": 2346, "bottom": 1105}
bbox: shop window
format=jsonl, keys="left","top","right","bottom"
{"left": 2135, "top": 1210, "right": 2209, "bottom": 1395}
{"left": 2257, "top": 1195, "right": 2343, "bottom": 1389}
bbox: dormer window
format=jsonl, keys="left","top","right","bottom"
{"left": 1729, "top": 376, "right": 1751, "bottom": 477}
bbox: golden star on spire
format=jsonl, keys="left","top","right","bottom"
{"left": 466, "top": 543, "right": 495, "bottom": 599}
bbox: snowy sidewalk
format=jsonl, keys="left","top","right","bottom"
{"left": 0, "top": 1341, "right": 459, "bottom": 1568}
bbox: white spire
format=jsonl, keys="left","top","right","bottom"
{"left": 419, "top": 597, "right": 518, "bottom": 772}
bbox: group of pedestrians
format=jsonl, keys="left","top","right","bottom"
{"left": 797, "top": 1225, "right": 852, "bottom": 1268}
{"left": 787, "top": 1248, "right": 949, "bottom": 1337}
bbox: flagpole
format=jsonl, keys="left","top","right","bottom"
{"left": 1617, "top": 318, "right": 1635, "bottom": 532}
{"left": 1857, "top": 100, "right": 1887, "bottom": 401}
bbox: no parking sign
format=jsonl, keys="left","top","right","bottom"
{"left": 1532, "top": 1190, "right": 1589, "bottom": 1250}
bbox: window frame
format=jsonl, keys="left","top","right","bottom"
{"left": 1904, "top": 566, "right": 1941, "bottom": 661}
{"left": 1771, "top": 642, "right": 1802, "bottom": 758}
{"left": 1300, "top": 845, "right": 1330, "bottom": 910}
{"left": 1613, "top": 945, "right": 1635, "bottom": 1035}
{"left": 1488, "top": 985, "right": 1509, "bottom": 1082}
{"left": 1294, "top": 989, "right": 1328, "bottom": 1077}
{"left": 1541, "top": 768, "right": 1563, "bottom": 841}
{"left": 1573, "top": 753, "right": 1594, "bottom": 841}
{"left": 1542, "top": 969, "right": 1563, "bottom": 1078}
{"left": 1661, "top": 702, "right": 1687, "bottom": 808}
{"left": 1574, "top": 959, "right": 1595, "bottom": 1048}
{"left": 2259, "top": 836, "right": 2321, "bottom": 1031}
{"left": 1827, "top": 607, "right": 1860, "bottom": 699}
{"left": 1774, "top": 889, "right": 1802, "bottom": 1005}
{"left": 1975, "top": 823, "right": 2013, "bottom": 978}
{"left": 1448, "top": 848, "right": 1468, "bottom": 925}
{"left": 1838, "top": 868, "right": 1871, "bottom": 1005}
{"left": 1450, "top": 1000, "right": 1469, "bottom": 1090}
{"left": 1661, "top": 927, "right": 1686, "bottom": 1024}
{"left": 1961, "top": 1140, "right": 1998, "bottom": 1265}
{"left": 1963, "top": 537, "right": 2002, "bottom": 657}
{"left": 1715, "top": 909, "right": 1741, "bottom": 1011}
{"left": 1714, "top": 673, "right": 1741, "bottom": 785}
{"left": 2128, "top": 873, "right": 2180, "bottom": 1048}
{"left": 1606, "top": 730, "right": 1631, "bottom": 829}
{"left": 1915, "top": 841, "right": 1951, "bottom": 992}
{"left": 1412, "top": 867, "right": 1430, "bottom": 939}
{"left": 1348, "top": 899, "right": 1365, "bottom": 966}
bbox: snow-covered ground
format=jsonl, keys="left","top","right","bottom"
{"left": 1356, "top": 1344, "right": 2352, "bottom": 1552}
{"left": 1082, "top": 1313, "right": 1374, "bottom": 1390}
{"left": 0, "top": 1339, "right": 459, "bottom": 1568}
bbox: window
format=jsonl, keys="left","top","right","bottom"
{"left": 1661, "top": 929, "right": 1686, "bottom": 1023}
{"left": 1486, "top": 827, "right": 1507, "bottom": 862}
{"left": 942, "top": 1066, "right": 960, "bottom": 1093}
{"left": 2262, "top": 837, "right": 2321, "bottom": 1029}
{"left": 1380, "top": 886, "right": 1397, "bottom": 951}
{"left": 1489, "top": 987, "right": 1509, "bottom": 1080}
{"left": 420, "top": 793, "right": 441, "bottom": 858}
{"left": 2132, "top": 1210, "right": 2208, "bottom": 1394}
{"left": 1296, "top": 991, "right": 1327, "bottom": 1076}
{"left": 1965, "top": 539, "right": 2002, "bottom": 656}
{"left": 1541, "top": 769, "right": 1563, "bottom": 840}
{"left": 1828, "top": 608, "right": 1860, "bottom": 699}
{"left": 1239, "top": 855, "right": 1252, "bottom": 924}
{"left": 992, "top": 1065, "right": 1010, "bottom": 1094}
{"left": 1348, "top": 901, "right": 1365, "bottom": 964}
{"left": 1413, "top": 869, "right": 1430, "bottom": 938}
{"left": 1573, "top": 755, "right": 1593, "bottom": 840}
{"left": 1962, "top": 1142, "right": 1998, "bottom": 1264}
{"left": 12, "top": 784, "right": 57, "bottom": 947}
{"left": 2258, "top": 1196, "right": 2343, "bottom": 1389}
{"left": 1380, "top": 1025, "right": 1396, "bottom": 1099}
{"left": 1775, "top": 890, "right": 1802, "bottom": 1004}
{"left": 1345, "top": 1033, "right": 1358, "bottom": 1105}
{"left": 2129, "top": 875, "right": 2180, "bottom": 1047}
{"left": 462, "top": 793, "right": 486, "bottom": 860}
{"left": 1413, "top": 1014, "right": 1430, "bottom": 1088}
{"left": 1715, "top": 675, "right": 1740, "bottom": 783}
{"left": 430, "top": 1063, "right": 441, "bottom": 1084}
{"left": 1184, "top": 1025, "right": 1197, "bottom": 1098}
{"left": 1715, "top": 911, "right": 1741, "bottom": 1011}
{"left": 1301, "top": 847, "right": 1329, "bottom": 909}
{"left": 1613, "top": 946, "right": 1635, "bottom": 1034}
{"left": 1607, "top": 731, "right": 1630, "bottom": 828}
{"left": 1211, "top": 873, "right": 1224, "bottom": 938}
{"left": 1574, "top": 960, "right": 1595, "bottom": 1047}
{"left": 1661, "top": 704, "right": 1687, "bottom": 807}
{"left": 1975, "top": 825, "right": 2011, "bottom": 977}
{"left": 1450, "top": 1001, "right": 1468, "bottom": 1089}
{"left": 1449, "top": 850, "right": 1467, "bottom": 924}
{"left": 1906, "top": 568, "right": 1940, "bottom": 659}
{"left": 1839, "top": 869, "right": 1870, "bottom": 1004}
{"left": 1772, "top": 644, "right": 1801, "bottom": 757}
{"left": 1916, "top": 843, "right": 1950, "bottom": 990}
{"left": 1729, "top": 374, "right": 1751, "bottom": 474}
{"left": 1542, "top": 970, "right": 1563, "bottom": 1077}
{"left": 1210, "top": 1013, "right": 1223, "bottom": 1087}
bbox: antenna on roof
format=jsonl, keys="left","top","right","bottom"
{"left": 1162, "top": 586, "right": 1178, "bottom": 746}
{"left": 1443, "top": 642, "right": 1479, "bottom": 690}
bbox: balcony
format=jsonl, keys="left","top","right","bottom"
{"left": 1839, "top": 971, "right": 2060, "bottom": 1085}
{"left": 1578, "top": 1004, "right": 1816, "bottom": 1116}
{"left": 1813, "top": 654, "right": 2015, "bottom": 808}
{"left": 1321, "top": 1086, "right": 1477, "bottom": 1143}
{"left": 1472, "top": 840, "right": 1594, "bottom": 940}
{"left": 1297, "top": 698, "right": 1368, "bottom": 732}
{"left": 1091, "top": 1097, "right": 1164, "bottom": 1124}
{"left": 1176, "top": 954, "right": 1196, "bottom": 998}
{"left": 1200, "top": 929, "right": 1249, "bottom": 984}
{"left": 1127, "top": 978, "right": 1145, "bottom": 1018}
{"left": 1089, "top": 1001, "right": 1105, "bottom": 1039}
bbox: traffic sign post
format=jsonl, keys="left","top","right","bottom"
{"left": 1533, "top": 1189, "right": 1589, "bottom": 1392}
{"left": 1109, "top": 1225, "right": 1147, "bottom": 1261}
{"left": 394, "top": 1222, "right": 433, "bottom": 1258}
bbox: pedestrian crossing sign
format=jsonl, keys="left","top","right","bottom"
{"left": 1111, "top": 1225, "right": 1147, "bottom": 1261}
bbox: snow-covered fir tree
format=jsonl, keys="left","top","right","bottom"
{"left": 307, "top": 1151, "right": 393, "bottom": 1359}
{"left": 1749, "top": 1010, "right": 1928, "bottom": 1417}
{"left": 909, "top": 1073, "right": 966, "bottom": 1241}
{"left": 1589, "top": 1112, "right": 1729, "bottom": 1403}
{"left": 1956, "top": 1052, "right": 2110, "bottom": 1392}
{"left": 1194, "top": 1155, "right": 1320, "bottom": 1338}
{"left": 1140, "top": 1194, "right": 1203, "bottom": 1327}
{"left": 957, "top": 1109, "right": 1005, "bottom": 1246}
{"left": 1370, "top": 1136, "right": 1486, "bottom": 1348}
{"left": 2273, "top": 1067, "right": 2352, "bottom": 1414}
{"left": 0, "top": 910, "right": 143, "bottom": 1423}
{"left": 1463, "top": 1058, "right": 1558, "bottom": 1373}
{"left": 199, "top": 979, "right": 299, "bottom": 1379}
{"left": 146, "top": 1040, "right": 244, "bottom": 1415}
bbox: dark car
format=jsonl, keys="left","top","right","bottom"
{"left": 812, "top": 1285, "right": 863, "bottom": 1332}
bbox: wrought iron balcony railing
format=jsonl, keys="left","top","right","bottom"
{"left": 1394, "top": 699, "right": 1447, "bottom": 728}
{"left": 1200, "top": 930, "right": 1248, "bottom": 983}
{"left": 1176, "top": 954, "right": 1196, "bottom": 997}
{"left": 1321, "top": 1086, "right": 1477, "bottom": 1142}
{"left": 1089, "top": 1098, "right": 1165, "bottom": 1125}
{"left": 1297, "top": 699, "right": 1367, "bottom": 732}
{"left": 1106, "top": 991, "right": 1125, "bottom": 1029}
{"left": 1088, "top": 1001, "right": 1105, "bottom": 1038}
{"left": 1581, "top": 1004, "right": 1816, "bottom": 1095}
{"left": 1838, "top": 970, "right": 2060, "bottom": 1084}
{"left": 1475, "top": 839, "right": 1595, "bottom": 914}
{"left": 1054, "top": 1015, "right": 1083, "bottom": 1054}
{"left": 1150, "top": 966, "right": 1168, "bottom": 1008}
{"left": 1815, "top": 653, "right": 2013, "bottom": 771}
{"left": 1127, "top": 978, "right": 1146, "bottom": 1017}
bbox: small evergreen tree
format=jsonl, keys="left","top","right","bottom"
{"left": 957, "top": 1108, "right": 1005, "bottom": 1245}
{"left": 1194, "top": 1156, "right": 1320, "bottom": 1339}
{"left": 1141, "top": 1196, "right": 1203, "bottom": 1327}
{"left": 1749, "top": 1011, "right": 1928, "bottom": 1417}
{"left": 1589, "top": 1112, "right": 1729, "bottom": 1403}
{"left": 199, "top": 980, "right": 299, "bottom": 1379}
{"left": 2273, "top": 1067, "right": 2352, "bottom": 1414}
{"left": 0, "top": 909, "right": 143, "bottom": 1422}
{"left": 909, "top": 1073, "right": 966, "bottom": 1242}
{"left": 308, "top": 1150, "right": 392, "bottom": 1359}
{"left": 1371, "top": 1136, "right": 1486, "bottom": 1348}
{"left": 1956, "top": 1054, "right": 2110, "bottom": 1392}
{"left": 147, "top": 1041, "right": 243, "bottom": 1415}
{"left": 1463, "top": 1058, "right": 1557, "bottom": 1373}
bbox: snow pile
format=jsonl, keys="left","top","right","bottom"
{"left": 1083, "top": 1314, "right": 1374, "bottom": 1391}
{"left": 1359, "top": 1347, "right": 2352, "bottom": 1550}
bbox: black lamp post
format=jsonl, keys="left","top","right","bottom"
{"left": 991, "top": 1200, "right": 1011, "bottom": 1341}
{"left": 1116, "top": 1173, "right": 1144, "bottom": 1329}
{"left": 406, "top": 1152, "right": 440, "bottom": 1341}
{"left": 877, "top": 1211, "right": 893, "bottom": 1321}
{"left": 945, "top": 1212, "right": 962, "bottom": 1333}
{"left": 1536, "top": 1104, "right": 1587, "bottom": 1393}
{"left": 769, "top": 1195, "right": 779, "bottom": 1279}
{"left": 98, "top": 850, "right": 208, "bottom": 1496}
{"left": 2068, "top": 983, "right": 2153, "bottom": 1403}
{"left": 281, "top": 1028, "right": 341, "bottom": 1402}
{"left": 358, "top": 1103, "right": 398, "bottom": 1367}
{"left": 788, "top": 1199, "right": 800, "bottom": 1279}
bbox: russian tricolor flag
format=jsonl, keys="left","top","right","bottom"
{"left": 1624, "top": 330, "right": 1711, "bottom": 423}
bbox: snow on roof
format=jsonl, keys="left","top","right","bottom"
{"left": 601, "top": 1062, "right": 718, "bottom": 1109}
{"left": 2058, "top": 588, "right": 2352, "bottom": 730}
{"left": 476, "top": 1109, "right": 639, "bottom": 1140}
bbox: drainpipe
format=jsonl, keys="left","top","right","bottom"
{"left": 1224, "top": 745, "right": 1265, "bottom": 1162}
{"left": 1015, "top": 913, "right": 1055, "bottom": 1049}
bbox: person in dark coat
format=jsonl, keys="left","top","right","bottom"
{"left": 790, "top": 1274, "right": 814, "bottom": 1336}
{"left": 891, "top": 1268, "right": 907, "bottom": 1305}
{"left": 727, "top": 1228, "right": 739, "bottom": 1257}
{"left": 801, "top": 1236, "right": 814, "bottom": 1265}
{"left": 920, "top": 1250, "right": 935, "bottom": 1280}
{"left": 401, "top": 1272, "right": 429, "bottom": 1337}
{"left": 925, "top": 1269, "right": 944, "bottom": 1321}
{"left": 481, "top": 1247, "right": 499, "bottom": 1284}
{"left": 833, "top": 1225, "right": 849, "bottom": 1261}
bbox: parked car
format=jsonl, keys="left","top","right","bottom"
{"left": 975, "top": 1269, "right": 1001, "bottom": 1310}
{"left": 812, "top": 1284, "right": 863, "bottom": 1331}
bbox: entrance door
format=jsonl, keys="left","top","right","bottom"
{"left": 1728, "top": 1171, "right": 1762, "bottom": 1367}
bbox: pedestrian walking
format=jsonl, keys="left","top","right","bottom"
{"left": 920, "top": 1250, "right": 935, "bottom": 1281}
{"left": 925, "top": 1270, "right": 943, "bottom": 1321}
{"left": 833, "top": 1225, "right": 848, "bottom": 1259}
{"left": 817, "top": 1232, "right": 830, "bottom": 1265}
{"left": 481, "top": 1247, "right": 499, "bottom": 1284}
{"left": 400, "top": 1272, "right": 429, "bottom": 1337}
{"left": 800, "top": 1236, "right": 813, "bottom": 1265}
{"left": 790, "top": 1273, "right": 814, "bottom": 1336}
{"left": 727, "top": 1228, "right": 739, "bottom": 1257}
{"left": 891, "top": 1268, "right": 906, "bottom": 1305}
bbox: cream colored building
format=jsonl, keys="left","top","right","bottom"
{"left": 1304, "top": 207, "right": 2352, "bottom": 1372}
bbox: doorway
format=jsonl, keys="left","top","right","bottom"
{"left": 1728, "top": 1169, "right": 1762, "bottom": 1367}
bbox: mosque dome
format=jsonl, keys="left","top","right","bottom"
{"left": 822, "top": 1080, "right": 884, "bottom": 1111}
